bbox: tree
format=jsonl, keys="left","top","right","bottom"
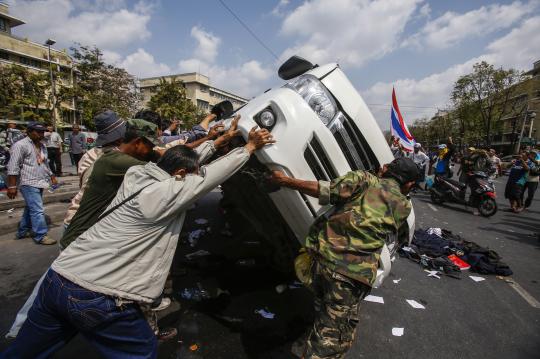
{"left": 147, "top": 77, "right": 205, "bottom": 130}
{"left": 66, "top": 45, "right": 140, "bottom": 128}
{"left": 451, "top": 61, "right": 524, "bottom": 146}
{"left": 0, "top": 64, "right": 50, "bottom": 121}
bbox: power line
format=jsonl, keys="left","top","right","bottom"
{"left": 217, "top": 0, "right": 279, "bottom": 60}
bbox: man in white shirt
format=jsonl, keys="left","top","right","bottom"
{"left": 410, "top": 143, "right": 429, "bottom": 189}
{"left": 44, "top": 126, "right": 63, "bottom": 176}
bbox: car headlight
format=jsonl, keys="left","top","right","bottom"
{"left": 286, "top": 74, "right": 337, "bottom": 125}
{"left": 255, "top": 107, "right": 277, "bottom": 130}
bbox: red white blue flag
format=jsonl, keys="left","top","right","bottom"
{"left": 390, "top": 87, "right": 415, "bottom": 152}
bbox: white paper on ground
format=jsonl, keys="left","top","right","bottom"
{"left": 195, "top": 218, "right": 209, "bottom": 225}
{"left": 469, "top": 275, "right": 486, "bottom": 282}
{"left": 406, "top": 299, "right": 425, "bottom": 309}
{"left": 392, "top": 328, "right": 404, "bottom": 336}
{"left": 424, "top": 270, "right": 441, "bottom": 279}
{"left": 364, "top": 295, "right": 384, "bottom": 304}
{"left": 393, "top": 279, "right": 401, "bottom": 284}
{"left": 255, "top": 309, "right": 275, "bottom": 319}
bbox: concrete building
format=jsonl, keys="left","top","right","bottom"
{"left": 491, "top": 60, "right": 540, "bottom": 153}
{"left": 0, "top": 2, "right": 78, "bottom": 124}
{"left": 139, "top": 72, "right": 248, "bottom": 113}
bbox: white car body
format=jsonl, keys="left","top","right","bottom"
{"left": 225, "top": 63, "right": 415, "bottom": 288}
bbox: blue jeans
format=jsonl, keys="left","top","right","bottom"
{"left": 17, "top": 185, "right": 47, "bottom": 243}
{"left": 1, "top": 269, "right": 156, "bottom": 359}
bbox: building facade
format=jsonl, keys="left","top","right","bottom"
{"left": 139, "top": 72, "right": 248, "bottom": 114}
{"left": 0, "top": 3, "right": 78, "bottom": 124}
{"left": 490, "top": 60, "right": 540, "bottom": 153}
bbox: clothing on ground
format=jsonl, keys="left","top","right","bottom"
{"left": 307, "top": 170, "right": 411, "bottom": 287}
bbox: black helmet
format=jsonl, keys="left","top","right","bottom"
{"left": 385, "top": 157, "right": 421, "bottom": 185}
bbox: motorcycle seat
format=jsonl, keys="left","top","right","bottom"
{"left": 446, "top": 178, "right": 467, "bottom": 189}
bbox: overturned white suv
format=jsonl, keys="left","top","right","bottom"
{"left": 218, "top": 56, "right": 415, "bottom": 288}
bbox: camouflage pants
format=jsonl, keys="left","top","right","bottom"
{"left": 302, "top": 262, "right": 371, "bottom": 359}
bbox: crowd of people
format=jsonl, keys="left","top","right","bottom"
{"left": 390, "top": 135, "right": 540, "bottom": 213}
{"left": 1, "top": 106, "right": 425, "bottom": 359}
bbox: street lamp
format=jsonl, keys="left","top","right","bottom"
{"left": 45, "top": 38, "right": 57, "bottom": 131}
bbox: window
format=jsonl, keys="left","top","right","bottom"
{"left": 197, "top": 99, "right": 209, "bottom": 111}
{"left": 0, "top": 50, "right": 9, "bottom": 60}
{"left": 0, "top": 18, "right": 7, "bottom": 32}
{"left": 19, "top": 56, "right": 41, "bottom": 69}
{"left": 200, "top": 85, "right": 209, "bottom": 92}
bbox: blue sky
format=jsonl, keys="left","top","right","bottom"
{"left": 7, "top": 0, "right": 540, "bottom": 129}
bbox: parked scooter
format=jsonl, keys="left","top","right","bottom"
{"left": 429, "top": 171, "right": 497, "bottom": 217}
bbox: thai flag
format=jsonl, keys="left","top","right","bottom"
{"left": 390, "top": 88, "right": 415, "bottom": 152}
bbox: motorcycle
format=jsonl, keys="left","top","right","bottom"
{"left": 429, "top": 171, "right": 497, "bottom": 217}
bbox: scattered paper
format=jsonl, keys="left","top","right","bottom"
{"left": 401, "top": 246, "right": 414, "bottom": 253}
{"left": 364, "top": 295, "right": 384, "bottom": 304}
{"left": 426, "top": 228, "right": 442, "bottom": 237}
{"left": 6, "top": 208, "right": 14, "bottom": 213}
{"left": 255, "top": 309, "right": 275, "bottom": 319}
{"left": 393, "top": 279, "right": 401, "bottom": 284}
{"left": 406, "top": 299, "right": 425, "bottom": 309}
{"left": 185, "top": 250, "right": 211, "bottom": 260}
{"left": 424, "top": 270, "right": 441, "bottom": 279}
{"left": 469, "top": 275, "right": 486, "bottom": 282}
{"left": 392, "top": 328, "right": 404, "bottom": 337}
{"left": 194, "top": 218, "right": 208, "bottom": 225}
{"left": 187, "top": 229, "right": 205, "bottom": 247}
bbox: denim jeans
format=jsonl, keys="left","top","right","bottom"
{"left": 1, "top": 269, "right": 157, "bottom": 359}
{"left": 17, "top": 185, "right": 47, "bottom": 243}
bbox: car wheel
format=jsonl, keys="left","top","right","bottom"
{"left": 430, "top": 191, "right": 444, "bottom": 204}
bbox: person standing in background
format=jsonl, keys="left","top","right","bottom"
{"left": 68, "top": 125, "right": 86, "bottom": 170}
{"left": 44, "top": 126, "right": 63, "bottom": 177}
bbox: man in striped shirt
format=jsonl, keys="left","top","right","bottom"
{"left": 7, "top": 122, "right": 57, "bottom": 245}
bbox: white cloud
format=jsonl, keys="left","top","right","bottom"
{"left": 279, "top": 0, "right": 423, "bottom": 67}
{"left": 362, "top": 16, "right": 540, "bottom": 129}
{"left": 272, "top": 0, "right": 290, "bottom": 16}
{"left": 406, "top": 1, "right": 536, "bottom": 49}
{"left": 116, "top": 48, "right": 171, "bottom": 78}
{"left": 8, "top": 0, "right": 151, "bottom": 50}
{"left": 177, "top": 26, "right": 273, "bottom": 98}
{"left": 190, "top": 26, "right": 221, "bottom": 62}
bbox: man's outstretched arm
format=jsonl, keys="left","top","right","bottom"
{"left": 270, "top": 171, "right": 320, "bottom": 198}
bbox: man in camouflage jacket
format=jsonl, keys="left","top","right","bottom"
{"left": 271, "top": 157, "right": 420, "bottom": 359}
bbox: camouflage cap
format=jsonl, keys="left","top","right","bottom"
{"left": 126, "top": 118, "right": 159, "bottom": 145}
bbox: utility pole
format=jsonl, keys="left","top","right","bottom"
{"left": 515, "top": 106, "right": 537, "bottom": 154}
{"left": 45, "top": 39, "right": 57, "bottom": 131}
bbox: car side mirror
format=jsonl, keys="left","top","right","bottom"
{"left": 278, "top": 56, "right": 315, "bottom": 80}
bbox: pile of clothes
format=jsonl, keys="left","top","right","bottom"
{"left": 399, "top": 228, "right": 513, "bottom": 279}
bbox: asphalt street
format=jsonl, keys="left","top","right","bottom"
{"left": 0, "top": 176, "right": 538, "bottom": 359}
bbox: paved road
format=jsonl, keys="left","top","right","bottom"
{"left": 0, "top": 177, "right": 538, "bottom": 358}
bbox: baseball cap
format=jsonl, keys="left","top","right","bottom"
{"left": 414, "top": 143, "right": 422, "bottom": 148}
{"left": 386, "top": 157, "right": 421, "bottom": 185}
{"left": 126, "top": 118, "right": 159, "bottom": 145}
{"left": 27, "top": 121, "right": 47, "bottom": 132}
{"left": 438, "top": 144, "right": 447, "bottom": 150}
{"left": 94, "top": 110, "right": 127, "bottom": 147}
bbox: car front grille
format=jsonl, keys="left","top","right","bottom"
{"left": 329, "top": 113, "right": 379, "bottom": 171}
{"left": 304, "top": 136, "right": 338, "bottom": 181}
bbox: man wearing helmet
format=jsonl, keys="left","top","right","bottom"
{"left": 270, "top": 158, "right": 420, "bottom": 359}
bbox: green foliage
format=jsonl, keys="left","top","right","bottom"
{"left": 410, "top": 61, "right": 528, "bottom": 149}
{"left": 147, "top": 77, "right": 205, "bottom": 130}
{"left": 68, "top": 45, "right": 140, "bottom": 129}
{"left": 0, "top": 64, "right": 51, "bottom": 121}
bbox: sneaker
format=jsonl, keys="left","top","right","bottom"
{"left": 157, "top": 327, "right": 178, "bottom": 341}
{"left": 151, "top": 297, "right": 171, "bottom": 311}
{"left": 37, "top": 236, "right": 57, "bottom": 245}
